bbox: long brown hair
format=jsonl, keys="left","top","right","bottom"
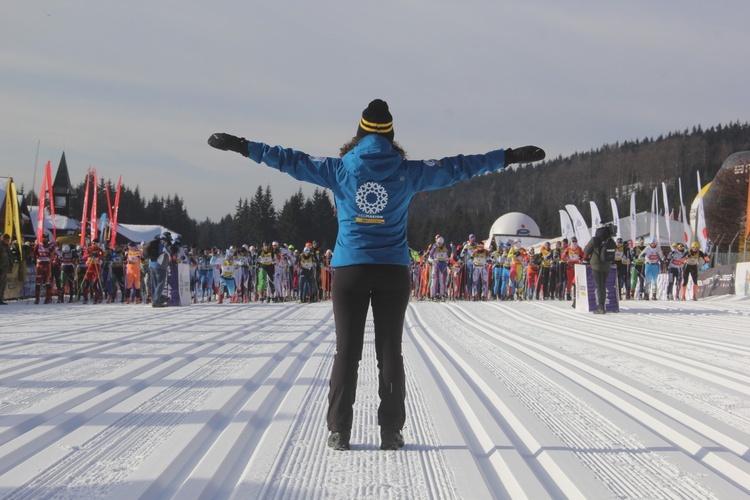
{"left": 339, "top": 136, "right": 407, "bottom": 159}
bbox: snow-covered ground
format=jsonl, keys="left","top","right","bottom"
{"left": 0, "top": 296, "right": 748, "bottom": 499}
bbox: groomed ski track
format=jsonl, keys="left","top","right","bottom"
{"left": 0, "top": 297, "right": 748, "bottom": 499}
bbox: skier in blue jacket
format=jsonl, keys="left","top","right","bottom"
{"left": 208, "top": 99, "right": 545, "bottom": 451}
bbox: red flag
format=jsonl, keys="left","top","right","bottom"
{"left": 105, "top": 181, "right": 114, "bottom": 222}
{"left": 90, "top": 169, "right": 98, "bottom": 242}
{"left": 80, "top": 168, "right": 91, "bottom": 247}
{"left": 45, "top": 161, "right": 57, "bottom": 241}
{"left": 110, "top": 176, "right": 122, "bottom": 248}
{"left": 36, "top": 168, "right": 47, "bottom": 243}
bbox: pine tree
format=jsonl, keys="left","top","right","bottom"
{"left": 276, "top": 189, "right": 306, "bottom": 246}
{"left": 309, "top": 188, "right": 337, "bottom": 249}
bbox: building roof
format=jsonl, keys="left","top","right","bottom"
{"left": 52, "top": 152, "right": 76, "bottom": 196}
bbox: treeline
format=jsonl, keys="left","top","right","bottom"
{"left": 407, "top": 121, "right": 750, "bottom": 249}
{"left": 30, "top": 121, "right": 750, "bottom": 251}
{"left": 60, "top": 181, "right": 338, "bottom": 251}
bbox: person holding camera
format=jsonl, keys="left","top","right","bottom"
{"left": 584, "top": 223, "right": 617, "bottom": 314}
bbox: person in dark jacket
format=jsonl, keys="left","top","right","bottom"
{"left": 584, "top": 223, "right": 615, "bottom": 314}
{"left": 148, "top": 232, "right": 172, "bottom": 307}
{"left": 0, "top": 233, "right": 14, "bottom": 305}
{"left": 208, "top": 99, "right": 545, "bottom": 451}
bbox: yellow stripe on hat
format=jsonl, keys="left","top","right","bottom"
{"left": 360, "top": 118, "right": 393, "bottom": 133}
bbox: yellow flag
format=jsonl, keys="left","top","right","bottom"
{"left": 4, "top": 177, "right": 11, "bottom": 236}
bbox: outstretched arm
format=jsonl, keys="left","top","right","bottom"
{"left": 408, "top": 146, "right": 544, "bottom": 192}
{"left": 208, "top": 133, "right": 340, "bottom": 189}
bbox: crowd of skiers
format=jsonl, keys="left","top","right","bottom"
{"left": 409, "top": 233, "right": 711, "bottom": 303}
{"left": 19, "top": 232, "right": 334, "bottom": 306}
{"left": 14, "top": 229, "right": 710, "bottom": 307}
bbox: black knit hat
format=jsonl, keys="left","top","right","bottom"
{"left": 356, "top": 99, "right": 394, "bottom": 141}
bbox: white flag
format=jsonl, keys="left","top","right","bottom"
{"left": 610, "top": 198, "right": 621, "bottom": 238}
{"left": 680, "top": 205, "right": 691, "bottom": 244}
{"left": 678, "top": 178, "right": 692, "bottom": 244}
{"left": 696, "top": 172, "right": 708, "bottom": 251}
{"left": 559, "top": 210, "right": 575, "bottom": 241}
{"left": 589, "top": 201, "right": 602, "bottom": 234}
{"left": 650, "top": 188, "right": 657, "bottom": 242}
{"left": 630, "top": 192, "right": 637, "bottom": 247}
{"left": 661, "top": 182, "right": 672, "bottom": 243}
{"left": 565, "top": 204, "right": 592, "bottom": 247}
{"left": 655, "top": 187, "right": 661, "bottom": 244}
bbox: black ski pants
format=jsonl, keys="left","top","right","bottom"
{"left": 592, "top": 267, "right": 608, "bottom": 311}
{"left": 327, "top": 265, "right": 410, "bottom": 434}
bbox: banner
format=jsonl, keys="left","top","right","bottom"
{"left": 696, "top": 172, "right": 708, "bottom": 251}
{"left": 559, "top": 210, "right": 574, "bottom": 241}
{"left": 565, "top": 204, "right": 591, "bottom": 247}
{"left": 680, "top": 205, "right": 691, "bottom": 245}
{"left": 630, "top": 192, "right": 637, "bottom": 247}
{"left": 36, "top": 169, "right": 47, "bottom": 243}
{"left": 698, "top": 265, "right": 734, "bottom": 298}
{"left": 589, "top": 201, "right": 602, "bottom": 234}
{"left": 105, "top": 181, "right": 114, "bottom": 222}
{"left": 574, "top": 264, "right": 619, "bottom": 313}
{"left": 678, "top": 178, "right": 692, "bottom": 244}
{"left": 44, "top": 161, "right": 57, "bottom": 241}
{"left": 98, "top": 213, "right": 109, "bottom": 244}
{"left": 166, "top": 262, "right": 192, "bottom": 306}
{"left": 110, "top": 176, "right": 122, "bottom": 248}
{"left": 90, "top": 169, "right": 98, "bottom": 242}
{"left": 610, "top": 198, "right": 621, "bottom": 238}
{"left": 2, "top": 263, "right": 22, "bottom": 300}
{"left": 735, "top": 262, "right": 750, "bottom": 297}
{"left": 80, "top": 168, "right": 91, "bottom": 247}
{"left": 3, "top": 178, "right": 11, "bottom": 236}
{"left": 8, "top": 180, "right": 23, "bottom": 266}
{"left": 661, "top": 182, "right": 671, "bottom": 243}
{"left": 649, "top": 189, "right": 656, "bottom": 242}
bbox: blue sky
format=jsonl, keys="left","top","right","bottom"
{"left": 2, "top": 1, "right": 748, "bottom": 222}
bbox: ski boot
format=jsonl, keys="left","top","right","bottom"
{"left": 380, "top": 429, "right": 405, "bottom": 451}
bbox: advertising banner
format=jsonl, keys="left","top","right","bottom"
{"left": 166, "top": 262, "right": 192, "bottom": 307}
{"left": 735, "top": 262, "right": 750, "bottom": 297}
{"left": 698, "top": 265, "right": 734, "bottom": 299}
{"left": 2, "top": 264, "right": 22, "bottom": 300}
{"left": 575, "top": 264, "right": 619, "bottom": 313}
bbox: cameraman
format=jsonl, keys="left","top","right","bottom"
{"left": 584, "top": 223, "right": 616, "bottom": 314}
{"left": 148, "top": 232, "right": 172, "bottom": 307}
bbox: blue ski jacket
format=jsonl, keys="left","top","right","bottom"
{"left": 246, "top": 134, "right": 506, "bottom": 268}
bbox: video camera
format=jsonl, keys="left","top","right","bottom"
{"left": 595, "top": 222, "right": 618, "bottom": 239}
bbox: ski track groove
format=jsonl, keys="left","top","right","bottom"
{"left": 0, "top": 299, "right": 748, "bottom": 498}
{"left": 165, "top": 307, "right": 336, "bottom": 500}
{"left": 0, "top": 307, "right": 287, "bottom": 455}
{"left": 406, "top": 305, "right": 555, "bottom": 499}
{"left": 540, "top": 299, "right": 750, "bottom": 365}
{"left": 0, "top": 307, "right": 213, "bottom": 417}
{"left": 0, "top": 307, "right": 208, "bottom": 381}
{"left": 442, "top": 302, "right": 749, "bottom": 495}
{"left": 423, "top": 303, "right": 720, "bottom": 499}
{"left": 252, "top": 306, "right": 460, "bottom": 500}
{"left": 0, "top": 305, "right": 294, "bottom": 497}
{"left": 491, "top": 303, "right": 750, "bottom": 435}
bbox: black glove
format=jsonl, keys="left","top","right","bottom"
{"left": 505, "top": 146, "right": 545, "bottom": 165}
{"left": 208, "top": 133, "right": 249, "bottom": 157}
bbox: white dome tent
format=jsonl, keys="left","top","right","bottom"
{"left": 487, "top": 212, "right": 546, "bottom": 249}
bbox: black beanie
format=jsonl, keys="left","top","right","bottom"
{"left": 356, "top": 99, "right": 394, "bottom": 141}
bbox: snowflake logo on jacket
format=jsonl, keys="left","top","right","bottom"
{"left": 356, "top": 182, "right": 388, "bottom": 214}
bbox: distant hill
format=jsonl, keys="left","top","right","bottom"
{"left": 407, "top": 122, "right": 750, "bottom": 249}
